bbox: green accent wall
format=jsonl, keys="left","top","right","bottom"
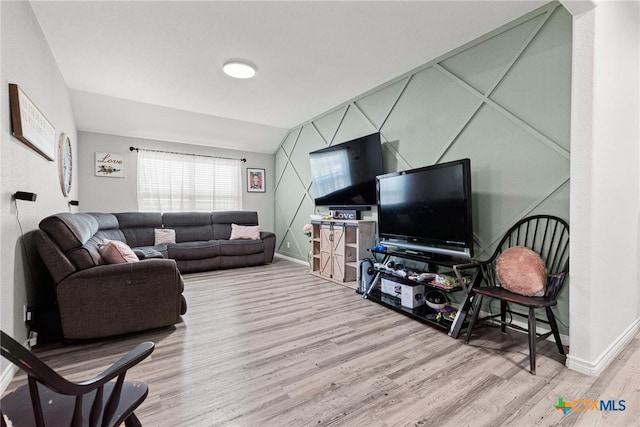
{"left": 274, "top": 2, "right": 572, "bottom": 333}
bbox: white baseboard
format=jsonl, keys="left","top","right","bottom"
{"left": 566, "top": 317, "right": 640, "bottom": 376}
{"left": 274, "top": 253, "right": 308, "bottom": 266}
{"left": 0, "top": 339, "right": 31, "bottom": 394}
{"left": 1, "top": 362, "right": 18, "bottom": 395}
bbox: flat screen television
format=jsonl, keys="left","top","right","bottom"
{"left": 376, "top": 158, "right": 474, "bottom": 259}
{"left": 309, "top": 132, "right": 384, "bottom": 208}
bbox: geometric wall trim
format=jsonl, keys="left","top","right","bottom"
{"left": 273, "top": 1, "right": 571, "bottom": 333}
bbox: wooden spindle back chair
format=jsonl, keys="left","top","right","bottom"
{"left": 1, "top": 330, "right": 153, "bottom": 426}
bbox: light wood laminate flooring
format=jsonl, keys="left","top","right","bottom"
{"left": 5, "top": 257, "right": 639, "bottom": 426}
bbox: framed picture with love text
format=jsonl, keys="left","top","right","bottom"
{"left": 95, "top": 152, "right": 124, "bottom": 177}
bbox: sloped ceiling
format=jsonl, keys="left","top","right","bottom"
{"left": 30, "top": 0, "right": 549, "bottom": 153}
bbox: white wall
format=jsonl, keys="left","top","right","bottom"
{"left": 1, "top": 1, "right": 77, "bottom": 361}
{"left": 567, "top": 0, "right": 640, "bottom": 375}
{"left": 77, "top": 132, "right": 275, "bottom": 231}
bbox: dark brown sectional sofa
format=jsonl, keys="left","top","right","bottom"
{"left": 34, "top": 210, "right": 275, "bottom": 340}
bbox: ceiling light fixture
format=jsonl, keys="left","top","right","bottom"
{"left": 222, "top": 60, "right": 257, "bottom": 79}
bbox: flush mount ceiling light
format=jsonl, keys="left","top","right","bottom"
{"left": 223, "top": 60, "right": 257, "bottom": 79}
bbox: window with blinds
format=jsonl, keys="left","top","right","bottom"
{"left": 137, "top": 150, "right": 242, "bottom": 212}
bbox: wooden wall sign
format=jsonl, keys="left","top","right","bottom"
{"left": 95, "top": 152, "right": 125, "bottom": 177}
{"left": 9, "top": 83, "right": 56, "bottom": 161}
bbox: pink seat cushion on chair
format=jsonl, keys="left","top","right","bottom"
{"left": 496, "top": 246, "right": 547, "bottom": 297}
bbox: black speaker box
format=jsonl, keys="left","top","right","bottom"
{"left": 14, "top": 191, "right": 37, "bottom": 202}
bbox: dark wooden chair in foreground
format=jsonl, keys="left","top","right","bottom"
{"left": 1, "top": 330, "right": 154, "bottom": 426}
{"left": 455, "top": 215, "right": 569, "bottom": 375}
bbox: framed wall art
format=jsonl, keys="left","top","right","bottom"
{"left": 95, "top": 152, "right": 124, "bottom": 177}
{"left": 9, "top": 83, "right": 56, "bottom": 161}
{"left": 58, "top": 133, "right": 72, "bottom": 196}
{"left": 247, "top": 168, "right": 266, "bottom": 193}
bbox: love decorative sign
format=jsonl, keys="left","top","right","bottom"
{"left": 95, "top": 152, "right": 124, "bottom": 177}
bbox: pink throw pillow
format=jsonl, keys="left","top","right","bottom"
{"left": 229, "top": 224, "right": 261, "bottom": 240}
{"left": 98, "top": 240, "right": 139, "bottom": 264}
{"left": 496, "top": 246, "right": 547, "bottom": 297}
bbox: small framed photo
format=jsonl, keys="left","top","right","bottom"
{"left": 247, "top": 168, "right": 266, "bottom": 193}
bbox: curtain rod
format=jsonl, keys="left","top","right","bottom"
{"left": 129, "top": 146, "right": 246, "bottom": 162}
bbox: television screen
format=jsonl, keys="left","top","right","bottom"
{"left": 377, "top": 159, "right": 473, "bottom": 259}
{"left": 309, "top": 132, "right": 384, "bottom": 207}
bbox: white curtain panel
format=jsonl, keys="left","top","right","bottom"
{"left": 137, "top": 150, "right": 242, "bottom": 212}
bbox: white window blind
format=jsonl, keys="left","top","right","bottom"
{"left": 137, "top": 150, "right": 242, "bottom": 212}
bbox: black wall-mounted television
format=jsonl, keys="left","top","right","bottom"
{"left": 376, "top": 158, "right": 474, "bottom": 259}
{"left": 309, "top": 132, "right": 384, "bottom": 208}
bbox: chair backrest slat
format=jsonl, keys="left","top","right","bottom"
{"left": 547, "top": 223, "right": 560, "bottom": 271}
{"left": 89, "top": 386, "right": 104, "bottom": 427}
{"left": 28, "top": 377, "right": 46, "bottom": 427}
{"left": 102, "top": 375, "right": 125, "bottom": 427}
{"left": 538, "top": 218, "right": 550, "bottom": 262}
{"left": 72, "top": 395, "right": 83, "bottom": 426}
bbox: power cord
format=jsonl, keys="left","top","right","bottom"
{"left": 14, "top": 198, "right": 36, "bottom": 275}
{"left": 14, "top": 198, "right": 37, "bottom": 346}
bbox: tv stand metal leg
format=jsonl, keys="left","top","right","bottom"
{"left": 449, "top": 266, "right": 482, "bottom": 338}
{"left": 448, "top": 291, "right": 474, "bottom": 338}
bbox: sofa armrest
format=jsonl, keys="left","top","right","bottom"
{"left": 56, "top": 259, "right": 185, "bottom": 339}
{"left": 260, "top": 231, "right": 276, "bottom": 263}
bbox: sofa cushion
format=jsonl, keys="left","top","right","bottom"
{"left": 212, "top": 211, "right": 258, "bottom": 240}
{"left": 230, "top": 224, "right": 261, "bottom": 240}
{"left": 98, "top": 240, "right": 139, "bottom": 264}
{"left": 90, "top": 214, "right": 127, "bottom": 257}
{"left": 39, "top": 213, "right": 99, "bottom": 252}
{"left": 174, "top": 258, "right": 221, "bottom": 274}
{"left": 90, "top": 213, "right": 127, "bottom": 242}
{"left": 89, "top": 212, "right": 119, "bottom": 229}
{"left": 115, "top": 212, "right": 162, "bottom": 247}
{"left": 162, "top": 212, "right": 215, "bottom": 242}
{"left": 219, "top": 253, "right": 265, "bottom": 269}
{"left": 154, "top": 228, "right": 176, "bottom": 245}
{"left": 167, "top": 241, "right": 221, "bottom": 260}
{"left": 33, "top": 230, "right": 77, "bottom": 283}
{"left": 132, "top": 246, "right": 166, "bottom": 260}
{"left": 38, "top": 213, "right": 106, "bottom": 270}
{"left": 218, "top": 239, "right": 264, "bottom": 256}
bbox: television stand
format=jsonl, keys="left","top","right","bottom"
{"left": 309, "top": 219, "right": 376, "bottom": 289}
{"left": 362, "top": 248, "right": 481, "bottom": 338}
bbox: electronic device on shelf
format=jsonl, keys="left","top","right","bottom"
{"left": 309, "top": 132, "right": 384, "bottom": 209}
{"left": 376, "top": 158, "right": 474, "bottom": 260}
{"left": 425, "top": 290, "right": 447, "bottom": 310}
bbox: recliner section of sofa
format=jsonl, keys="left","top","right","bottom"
{"left": 34, "top": 210, "right": 275, "bottom": 340}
